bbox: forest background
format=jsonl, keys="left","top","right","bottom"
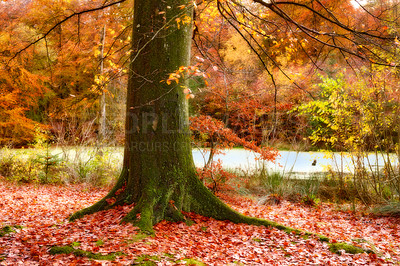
{"left": 1, "top": 0, "right": 400, "bottom": 264}
{"left": 1, "top": 0, "right": 399, "bottom": 151}
{"left": 1, "top": 0, "right": 400, "bottom": 202}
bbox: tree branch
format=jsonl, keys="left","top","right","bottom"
{"left": 7, "top": 0, "right": 127, "bottom": 64}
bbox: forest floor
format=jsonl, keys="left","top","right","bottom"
{"left": 0, "top": 182, "right": 399, "bottom": 265}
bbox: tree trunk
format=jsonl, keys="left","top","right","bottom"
{"left": 70, "top": 0, "right": 279, "bottom": 233}
{"left": 99, "top": 25, "right": 107, "bottom": 144}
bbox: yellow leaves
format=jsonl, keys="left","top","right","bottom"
{"left": 285, "top": 46, "right": 297, "bottom": 54}
{"left": 221, "top": 33, "right": 259, "bottom": 69}
{"left": 175, "top": 17, "right": 181, "bottom": 29}
{"left": 395, "top": 37, "right": 400, "bottom": 46}
{"left": 176, "top": 15, "right": 192, "bottom": 29}
{"left": 164, "top": 64, "right": 204, "bottom": 87}
{"left": 94, "top": 74, "right": 109, "bottom": 85}
{"left": 94, "top": 48, "right": 102, "bottom": 58}
{"left": 108, "top": 29, "right": 116, "bottom": 36}
{"left": 166, "top": 73, "right": 181, "bottom": 85}
{"left": 91, "top": 74, "right": 115, "bottom": 97}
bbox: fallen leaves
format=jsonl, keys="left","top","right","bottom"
{"left": 0, "top": 182, "right": 399, "bottom": 265}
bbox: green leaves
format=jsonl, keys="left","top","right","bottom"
{"left": 295, "top": 71, "right": 400, "bottom": 151}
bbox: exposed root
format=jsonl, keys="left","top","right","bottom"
{"left": 69, "top": 169, "right": 128, "bottom": 221}
{"left": 69, "top": 170, "right": 369, "bottom": 255}
{"left": 122, "top": 188, "right": 187, "bottom": 234}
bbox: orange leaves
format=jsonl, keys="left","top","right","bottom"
{"left": 175, "top": 15, "right": 192, "bottom": 29}
{"left": 0, "top": 67, "right": 47, "bottom": 146}
{"left": 190, "top": 115, "right": 278, "bottom": 162}
{"left": 165, "top": 64, "right": 204, "bottom": 86}
{"left": 183, "top": 88, "right": 195, "bottom": 99}
{"left": 162, "top": 65, "right": 205, "bottom": 99}
{"left": 196, "top": 159, "right": 236, "bottom": 192}
{"left": 0, "top": 182, "right": 399, "bottom": 264}
{"left": 165, "top": 72, "right": 181, "bottom": 85}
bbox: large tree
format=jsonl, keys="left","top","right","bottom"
{"left": 69, "top": 0, "right": 279, "bottom": 233}
{"left": 69, "top": 0, "right": 398, "bottom": 233}
{"left": 6, "top": 0, "right": 394, "bottom": 235}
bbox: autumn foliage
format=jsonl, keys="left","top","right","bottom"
{"left": 0, "top": 0, "right": 399, "bottom": 150}
{"left": 1, "top": 182, "right": 399, "bottom": 264}
{"left": 0, "top": 66, "right": 47, "bottom": 146}
{"left": 190, "top": 115, "right": 278, "bottom": 192}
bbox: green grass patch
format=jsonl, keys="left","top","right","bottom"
{"left": 372, "top": 202, "right": 400, "bottom": 217}
{"left": 0, "top": 225, "right": 22, "bottom": 237}
{"left": 95, "top": 239, "right": 104, "bottom": 246}
{"left": 71, "top": 241, "right": 81, "bottom": 247}
{"left": 328, "top": 242, "right": 365, "bottom": 255}
{"left": 181, "top": 258, "right": 206, "bottom": 265}
{"left": 49, "top": 245, "right": 124, "bottom": 260}
{"left": 131, "top": 253, "right": 205, "bottom": 265}
{"left": 132, "top": 254, "right": 160, "bottom": 265}
{"left": 126, "top": 232, "right": 150, "bottom": 244}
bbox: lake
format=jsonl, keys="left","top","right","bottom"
{"left": 10, "top": 147, "right": 398, "bottom": 176}
{"left": 192, "top": 149, "right": 398, "bottom": 176}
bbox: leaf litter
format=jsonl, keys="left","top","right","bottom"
{"left": 0, "top": 182, "right": 399, "bottom": 265}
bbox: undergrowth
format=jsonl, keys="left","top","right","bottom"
{"left": 0, "top": 146, "right": 121, "bottom": 186}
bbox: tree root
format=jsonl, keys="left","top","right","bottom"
{"left": 69, "top": 170, "right": 128, "bottom": 221}
{"left": 69, "top": 170, "right": 371, "bottom": 255}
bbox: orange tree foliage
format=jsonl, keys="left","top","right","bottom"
{"left": 0, "top": 0, "right": 131, "bottom": 146}
{"left": 190, "top": 114, "right": 278, "bottom": 192}
{"left": 190, "top": 2, "right": 324, "bottom": 147}
{"left": 0, "top": 66, "right": 47, "bottom": 146}
{"left": 190, "top": 0, "right": 398, "bottom": 149}
{"left": 190, "top": 115, "right": 277, "bottom": 159}
{"left": 1, "top": 0, "right": 398, "bottom": 147}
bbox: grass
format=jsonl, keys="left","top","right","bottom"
{"left": 0, "top": 146, "right": 122, "bottom": 186}
{"left": 328, "top": 242, "right": 366, "bottom": 255}
{"left": 372, "top": 202, "right": 400, "bottom": 217}
{"left": 49, "top": 245, "right": 125, "bottom": 261}
{"left": 2, "top": 145, "right": 400, "bottom": 214}
{"left": 0, "top": 225, "right": 22, "bottom": 237}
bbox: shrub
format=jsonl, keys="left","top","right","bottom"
{"left": 372, "top": 202, "right": 400, "bottom": 217}
{"left": 196, "top": 159, "right": 236, "bottom": 193}
{"left": 0, "top": 145, "right": 121, "bottom": 186}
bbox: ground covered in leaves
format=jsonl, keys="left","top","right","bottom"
{"left": 0, "top": 182, "right": 399, "bottom": 265}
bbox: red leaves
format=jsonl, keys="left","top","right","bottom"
{"left": 190, "top": 115, "right": 279, "bottom": 162}
{"left": 1, "top": 182, "right": 400, "bottom": 264}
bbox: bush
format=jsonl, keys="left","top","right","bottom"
{"left": 372, "top": 202, "right": 400, "bottom": 217}
{"left": 0, "top": 146, "right": 121, "bottom": 186}
{"left": 0, "top": 148, "right": 41, "bottom": 183}
{"left": 63, "top": 148, "right": 121, "bottom": 186}
{"left": 196, "top": 159, "right": 236, "bottom": 193}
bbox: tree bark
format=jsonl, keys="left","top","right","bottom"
{"left": 70, "top": 0, "right": 282, "bottom": 234}
{"left": 99, "top": 25, "right": 107, "bottom": 144}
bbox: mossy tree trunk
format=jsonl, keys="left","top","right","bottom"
{"left": 69, "top": 0, "right": 293, "bottom": 234}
